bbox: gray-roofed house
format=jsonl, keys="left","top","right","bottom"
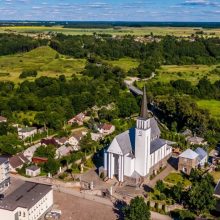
{"left": 0, "top": 181, "right": 53, "bottom": 219}
{"left": 18, "top": 127, "right": 38, "bottom": 140}
{"left": 178, "top": 148, "right": 208, "bottom": 175}
{"left": 104, "top": 87, "right": 173, "bottom": 182}
{"left": 9, "top": 153, "right": 30, "bottom": 173}
{"left": 25, "top": 165, "right": 41, "bottom": 177}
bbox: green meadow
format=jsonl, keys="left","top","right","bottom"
{"left": 197, "top": 99, "right": 220, "bottom": 119}
{"left": 0, "top": 46, "right": 86, "bottom": 82}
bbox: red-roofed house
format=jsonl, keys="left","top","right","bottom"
{"left": 68, "top": 113, "right": 85, "bottom": 126}
{"left": 98, "top": 123, "right": 115, "bottom": 135}
{"left": 0, "top": 116, "right": 7, "bottom": 123}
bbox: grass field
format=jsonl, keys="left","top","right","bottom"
{"left": 164, "top": 172, "right": 191, "bottom": 188}
{"left": 0, "top": 46, "right": 86, "bottom": 82}
{"left": 211, "top": 171, "right": 220, "bottom": 184}
{"left": 137, "top": 65, "right": 218, "bottom": 85}
{"left": 107, "top": 58, "right": 139, "bottom": 72}
{"left": 2, "top": 26, "right": 220, "bottom": 37}
{"left": 197, "top": 99, "right": 220, "bottom": 119}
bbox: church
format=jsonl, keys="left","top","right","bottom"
{"left": 103, "top": 87, "right": 172, "bottom": 182}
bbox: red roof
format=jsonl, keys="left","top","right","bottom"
{"left": 102, "top": 123, "right": 113, "bottom": 131}
{"left": 32, "top": 157, "right": 48, "bottom": 164}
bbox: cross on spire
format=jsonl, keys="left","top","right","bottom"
{"left": 140, "top": 86, "right": 148, "bottom": 119}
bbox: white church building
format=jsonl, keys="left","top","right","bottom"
{"left": 104, "top": 87, "right": 172, "bottom": 182}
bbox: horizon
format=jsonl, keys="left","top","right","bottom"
{"left": 0, "top": 0, "right": 220, "bottom": 22}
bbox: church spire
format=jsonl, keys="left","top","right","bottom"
{"left": 140, "top": 86, "right": 148, "bottom": 119}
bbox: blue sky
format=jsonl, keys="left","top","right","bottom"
{"left": 0, "top": 0, "right": 220, "bottom": 21}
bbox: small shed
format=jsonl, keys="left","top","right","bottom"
{"left": 26, "top": 165, "right": 40, "bottom": 177}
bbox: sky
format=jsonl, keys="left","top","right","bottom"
{"left": 0, "top": 0, "right": 220, "bottom": 21}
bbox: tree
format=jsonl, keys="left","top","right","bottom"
{"left": 155, "top": 180, "right": 165, "bottom": 193}
{"left": 35, "top": 145, "right": 55, "bottom": 159}
{"left": 171, "top": 182, "right": 184, "bottom": 203}
{"left": 43, "top": 158, "right": 60, "bottom": 175}
{"left": 122, "top": 197, "right": 150, "bottom": 220}
{"left": 187, "top": 174, "right": 216, "bottom": 214}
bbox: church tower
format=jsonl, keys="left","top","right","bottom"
{"left": 135, "top": 86, "right": 151, "bottom": 176}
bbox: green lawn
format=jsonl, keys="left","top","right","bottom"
{"left": 0, "top": 46, "right": 86, "bottom": 83}
{"left": 107, "top": 58, "right": 139, "bottom": 72}
{"left": 153, "top": 65, "right": 219, "bottom": 85}
{"left": 164, "top": 172, "right": 191, "bottom": 188}
{"left": 197, "top": 99, "right": 220, "bottom": 119}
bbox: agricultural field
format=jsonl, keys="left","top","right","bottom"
{"left": 197, "top": 99, "right": 220, "bottom": 119}
{"left": 151, "top": 65, "right": 219, "bottom": 85}
{"left": 1, "top": 26, "right": 220, "bottom": 37}
{"left": 0, "top": 46, "right": 86, "bottom": 82}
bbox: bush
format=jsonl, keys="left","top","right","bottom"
{"left": 19, "top": 69, "right": 38, "bottom": 78}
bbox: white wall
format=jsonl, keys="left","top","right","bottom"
{"left": 124, "top": 154, "right": 135, "bottom": 177}
{"left": 0, "top": 189, "right": 53, "bottom": 220}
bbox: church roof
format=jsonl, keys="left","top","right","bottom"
{"left": 140, "top": 86, "right": 148, "bottom": 119}
{"left": 111, "top": 117, "right": 162, "bottom": 155}
{"left": 150, "top": 138, "right": 166, "bottom": 154}
{"left": 115, "top": 128, "right": 135, "bottom": 155}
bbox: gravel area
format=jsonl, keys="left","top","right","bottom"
{"left": 53, "top": 191, "right": 117, "bottom": 220}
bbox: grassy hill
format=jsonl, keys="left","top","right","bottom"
{"left": 0, "top": 46, "right": 86, "bottom": 82}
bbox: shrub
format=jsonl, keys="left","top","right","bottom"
{"left": 19, "top": 69, "right": 38, "bottom": 78}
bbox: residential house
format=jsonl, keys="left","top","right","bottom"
{"left": 195, "top": 147, "right": 208, "bottom": 166}
{"left": 68, "top": 113, "right": 85, "bottom": 126}
{"left": 0, "top": 157, "right": 10, "bottom": 191}
{"left": 41, "top": 138, "right": 59, "bottom": 147}
{"left": 91, "top": 132, "right": 103, "bottom": 141}
{"left": 186, "top": 136, "right": 207, "bottom": 146}
{"left": 181, "top": 129, "right": 192, "bottom": 137}
{"left": 55, "top": 137, "right": 68, "bottom": 146}
{"left": 25, "top": 165, "right": 41, "bottom": 177}
{"left": 32, "top": 157, "right": 48, "bottom": 165}
{"left": 0, "top": 116, "right": 7, "bottom": 123}
{"left": 9, "top": 153, "right": 29, "bottom": 173}
{"left": 98, "top": 123, "right": 115, "bottom": 135}
{"left": 0, "top": 181, "right": 53, "bottom": 220}
{"left": 55, "top": 146, "right": 73, "bottom": 159}
{"left": 68, "top": 131, "right": 87, "bottom": 151}
{"left": 178, "top": 148, "right": 208, "bottom": 175}
{"left": 18, "top": 127, "right": 38, "bottom": 140}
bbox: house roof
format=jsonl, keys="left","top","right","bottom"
{"left": 19, "top": 127, "right": 37, "bottom": 133}
{"left": 9, "top": 153, "right": 29, "bottom": 169}
{"left": 181, "top": 129, "right": 192, "bottom": 137}
{"left": 0, "top": 182, "right": 52, "bottom": 211}
{"left": 57, "top": 146, "right": 72, "bottom": 156}
{"left": 187, "top": 136, "right": 204, "bottom": 144}
{"left": 111, "top": 117, "right": 163, "bottom": 156}
{"left": 101, "top": 123, "right": 113, "bottom": 131}
{"left": 0, "top": 157, "right": 8, "bottom": 165}
{"left": 0, "top": 116, "right": 7, "bottom": 122}
{"left": 195, "top": 147, "right": 208, "bottom": 161}
{"left": 26, "top": 165, "right": 40, "bottom": 172}
{"left": 179, "top": 149, "right": 198, "bottom": 160}
{"left": 41, "top": 138, "right": 59, "bottom": 147}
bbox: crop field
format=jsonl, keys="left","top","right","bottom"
{"left": 107, "top": 58, "right": 139, "bottom": 72}
{"left": 1, "top": 26, "right": 220, "bottom": 37}
{"left": 0, "top": 46, "right": 86, "bottom": 82}
{"left": 197, "top": 99, "right": 220, "bottom": 119}
{"left": 151, "top": 65, "right": 219, "bottom": 85}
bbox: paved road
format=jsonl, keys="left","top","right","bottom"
{"left": 147, "top": 163, "right": 175, "bottom": 188}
